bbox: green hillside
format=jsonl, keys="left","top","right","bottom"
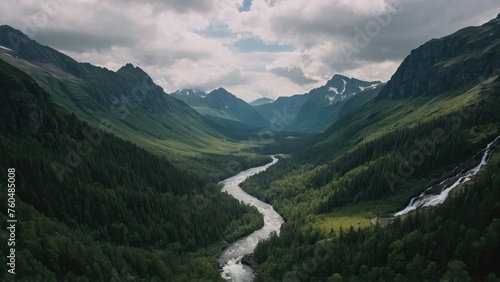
{"left": 0, "top": 10, "right": 499, "bottom": 282}
{"left": 0, "top": 26, "right": 269, "bottom": 176}
{"left": 241, "top": 15, "right": 500, "bottom": 281}
{"left": 0, "top": 58, "right": 263, "bottom": 281}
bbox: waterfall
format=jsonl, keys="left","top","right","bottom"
{"left": 393, "top": 136, "right": 500, "bottom": 217}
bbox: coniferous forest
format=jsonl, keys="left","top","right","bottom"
{"left": 0, "top": 7, "right": 500, "bottom": 282}
{"left": 243, "top": 82, "right": 500, "bottom": 280}
{"left": 0, "top": 59, "right": 263, "bottom": 281}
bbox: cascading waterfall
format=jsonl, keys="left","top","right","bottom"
{"left": 393, "top": 136, "right": 500, "bottom": 217}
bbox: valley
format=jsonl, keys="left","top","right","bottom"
{"left": 0, "top": 8, "right": 500, "bottom": 282}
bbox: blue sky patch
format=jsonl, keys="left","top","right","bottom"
{"left": 232, "top": 37, "right": 294, "bottom": 53}
{"left": 239, "top": 0, "right": 252, "bottom": 12}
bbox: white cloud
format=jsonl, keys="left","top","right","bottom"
{"left": 1, "top": 0, "right": 499, "bottom": 101}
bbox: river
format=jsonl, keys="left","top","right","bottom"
{"left": 218, "top": 155, "right": 284, "bottom": 282}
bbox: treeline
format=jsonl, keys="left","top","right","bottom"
{"left": 240, "top": 76, "right": 500, "bottom": 281}
{"left": 253, "top": 150, "right": 500, "bottom": 281}
{"left": 243, "top": 78, "right": 500, "bottom": 217}
{"left": 0, "top": 59, "right": 263, "bottom": 280}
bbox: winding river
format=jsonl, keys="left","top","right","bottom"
{"left": 218, "top": 155, "right": 284, "bottom": 282}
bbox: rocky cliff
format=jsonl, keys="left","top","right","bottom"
{"left": 379, "top": 15, "right": 500, "bottom": 99}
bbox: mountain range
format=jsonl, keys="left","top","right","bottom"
{"left": 172, "top": 74, "right": 382, "bottom": 133}
{"left": 1, "top": 13, "right": 500, "bottom": 281}
{"left": 171, "top": 87, "right": 269, "bottom": 128}
{"left": 0, "top": 25, "right": 274, "bottom": 176}
{"left": 253, "top": 74, "right": 382, "bottom": 132}
{"left": 245, "top": 14, "right": 500, "bottom": 281}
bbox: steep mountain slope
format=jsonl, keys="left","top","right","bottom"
{"left": 0, "top": 25, "right": 267, "bottom": 173}
{"left": 242, "top": 15, "right": 500, "bottom": 281}
{"left": 170, "top": 89, "right": 208, "bottom": 107}
{"left": 308, "top": 74, "right": 381, "bottom": 105}
{"left": 379, "top": 14, "right": 500, "bottom": 99}
{"left": 339, "top": 83, "right": 385, "bottom": 116}
{"left": 290, "top": 75, "right": 381, "bottom": 132}
{"left": 254, "top": 93, "right": 309, "bottom": 124}
{"left": 255, "top": 75, "right": 381, "bottom": 133}
{"left": 171, "top": 87, "right": 270, "bottom": 128}
{"left": 0, "top": 58, "right": 263, "bottom": 280}
{"left": 205, "top": 88, "right": 269, "bottom": 127}
{"left": 171, "top": 75, "right": 380, "bottom": 133}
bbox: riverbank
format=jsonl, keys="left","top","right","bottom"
{"left": 241, "top": 253, "right": 259, "bottom": 270}
{"left": 218, "top": 155, "right": 284, "bottom": 281}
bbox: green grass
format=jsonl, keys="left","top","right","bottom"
{"left": 1, "top": 54, "right": 273, "bottom": 175}
{"left": 314, "top": 215, "right": 372, "bottom": 233}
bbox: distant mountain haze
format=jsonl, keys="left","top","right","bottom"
{"left": 250, "top": 97, "right": 275, "bottom": 106}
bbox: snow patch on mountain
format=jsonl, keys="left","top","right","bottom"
{"left": 340, "top": 78, "right": 347, "bottom": 95}
{"left": 173, "top": 89, "right": 206, "bottom": 97}
{"left": 328, "top": 87, "right": 339, "bottom": 95}
{"left": 325, "top": 95, "right": 335, "bottom": 103}
{"left": 0, "top": 45, "right": 13, "bottom": 52}
{"left": 358, "top": 83, "right": 380, "bottom": 92}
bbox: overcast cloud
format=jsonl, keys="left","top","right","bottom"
{"left": 0, "top": 0, "right": 498, "bottom": 101}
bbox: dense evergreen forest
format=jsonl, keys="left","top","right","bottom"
{"left": 238, "top": 18, "right": 500, "bottom": 281}
{"left": 254, "top": 151, "right": 500, "bottom": 281}
{"left": 0, "top": 59, "right": 263, "bottom": 280}
{"left": 0, "top": 11, "right": 499, "bottom": 282}
{"left": 241, "top": 79, "right": 500, "bottom": 281}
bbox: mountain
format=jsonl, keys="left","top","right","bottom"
{"left": 250, "top": 97, "right": 274, "bottom": 106}
{"left": 2, "top": 13, "right": 500, "bottom": 281}
{"left": 339, "top": 83, "right": 385, "bottom": 116}
{"left": 0, "top": 25, "right": 268, "bottom": 174}
{"left": 0, "top": 58, "right": 264, "bottom": 280}
{"left": 170, "top": 89, "right": 208, "bottom": 107}
{"left": 205, "top": 88, "right": 269, "bottom": 127}
{"left": 174, "top": 88, "right": 207, "bottom": 98}
{"left": 242, "top": 15, "right": 500, "bottom": 281}
{"left": 171, "top": 87, "right": 270, "bottom": 128}
{"left": 290, "top": 75, "right": 382, "bottom": 132}
{"left": 379, "top": 15, "right": 500, "bottom": 99}
{"left": 255, "top": 74, "right": 382, "bottom": 133}
{"left": 170, "top": 74, "right": 380, "bottom": 133}
{"left": 308, "top": 74, "right": 381, "bottom": 105}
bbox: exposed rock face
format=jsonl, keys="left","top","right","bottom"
{"left": 241, "top": 253, "right": 259, "bottom": 270}
{"left": 379, "top": 16, "right": 500, "bottom": 99}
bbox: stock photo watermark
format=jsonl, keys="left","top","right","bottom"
{"left": 7, "top": 0, "right": 63, "bottom": 50}
{"left": 340, "top": 0, "right": 403, "bottom": 63}
{"left": 385, "top": 74, "right": 500, "bottom": 191}
{"left": 6, "top": 168, "right": 17, "bottom": 275}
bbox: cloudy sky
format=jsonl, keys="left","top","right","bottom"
{"left": 1, "top": 0, "right": 499, "bottom": 101}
